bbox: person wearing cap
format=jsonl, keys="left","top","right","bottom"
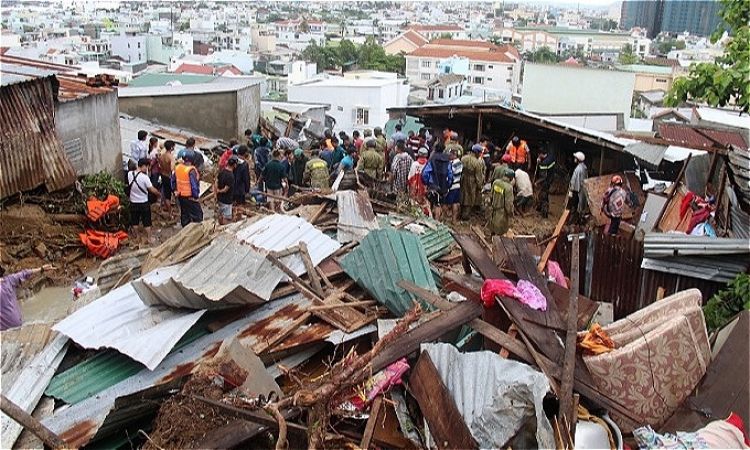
{"left": 602, "top": 175, "right": 631, "bottom": 235}
{"left": 128, "top": 157, "right": 161, "bottom": 242}
{"left": 304, "top": 148, "right": 330, "bottom": 190}
{"left": 357, "top": 139, "right": 384, "bottom": 180}
{"left": 422, "top": 143, "right": 453, "bottom": 221}
{"left": 408, "top": 147, "right": 430, "bottom": 212}
{"left": 568, "top": 151, "right": 588, "bottom": 224}
{"left": 492, "top": 153, "right": 513, "bottom": 181}
{"left": 535, "top": 148, "right": 556, "bottom": 218}
{"left": 171, "top": 150, "right": 203, "bottom": 227}
{"left": 505, "top": 135, "right": 530, "bottom": 170}
{"left": 445, "top": 131, "right": 463, "bottom": 158}
{"left": 216, "top": 156, "right": 237, "bottom": 225}
{"left": 514, "top": 166, "right": 534, "bottom": 216}
{"left": 488, "top": 168, "right": 515, "bottom": 236}
{"left": 460, "top": 144, "right": 485, "bottom": 219}
{"left": 233, "top": 145, "right": 251, "bottom": 204}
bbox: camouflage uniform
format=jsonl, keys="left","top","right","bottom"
{"left": 489, "top": 179, "right": 514, "bottom": 236}
{"left": 303, "top": 157, "right": 330, "bottom": 189}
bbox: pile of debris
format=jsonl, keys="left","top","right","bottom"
{"left": 1, "top": 188, "right": 748, "bottom": 450}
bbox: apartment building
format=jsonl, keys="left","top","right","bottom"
{"left": 406, "top": 24, "right": 467, "bottom": 41}
{"left": 405, "top": 39, "right": 521, "bottom": 98}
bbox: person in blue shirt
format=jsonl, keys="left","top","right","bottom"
{"left": 254, "top": 137, "right": 271, "bottom": 184}
{"left": 320, "top": 139, "right": 334, "bottom": 168}
{"left": 422, "top": 143, "right": 454, "bottom": 221}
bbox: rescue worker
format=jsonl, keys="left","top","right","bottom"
{"left": 373, "top": 127, "right": 387, "bottom": 157}
{"left": 488, "top": 169, "right": 515, "bottom": 236}
{"left": 357, "top": 139, "right": 384, "bottom": 180}
{"left": 304, "top": 149, "right": 330, "bottom": 190}
{"left": 492, "top": 153, "right": 513, "bottom": 181}
{"left": 171, "top": 150, "right": 203, "bottom": 227}
{"left": 289, "top": 148, "right": 308, "bottom": 191}
{"left": 505, "top": 136, "right": 530, "bottom": 170}
{"left": 602, "top": 175, "right": 631, "bottom": 235}
{"left": 337, "top": 157, "right": 359, "bottom": 191}
{"left": 535, "top": 149, "right": 556, "bottom": 218}
{"left": 460, "top": 144, "right": 485, "bottom": 220}
{"left": 445, "top": 131, "right": 464, "bottom": 158}
{"left": 568, "top": 151, "right": 588, "bottom": 224}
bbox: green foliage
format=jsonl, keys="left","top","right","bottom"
{"left": 81, "top": 171, "right": 126, "bottom": 203}
{"left": 438, "top": 32, "right": 453, "bottom": 40}
{"left": 703, "top": 273, "right": 750, "bottom": 333}
{"left": 529, "top": 46, "right": 559, "bottom": 64}
{"left": 657, "top": 39, "right": 686, "bottom": 54}
{"left": 302, "top": 38, "right": 406, "bottom": 75}
{"left": 666, "top": 0, "right": 750, "bottom": 112}
{"left": 619, "top": 44, "right": 639, "bottom": 65}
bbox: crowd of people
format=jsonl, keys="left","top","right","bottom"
{"left": 124, "top": 123, "right": 599, "bottom": 239}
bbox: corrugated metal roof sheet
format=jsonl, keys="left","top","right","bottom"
{"left": 42, "top": 294, "right": 372, "bottom": 448}
{"left": 730, "top": 203, "right": 749, "bottom": 240}
{"left": 1, "top": 333, "right": 68, "bottom": 449}
{"left": 643, "top": 233, "right": 750, "bottom": 257}
{"left": 340, "top": 228, "right": 438, "bottom": 316}
{"left": 422, "top": 343, "right": 554, "bottom": 449}
{"left": 640, "top": 256, "right": 748, "bottom": 283}
{"left": 336, "top": 190, "right": 380, "bottom": 243}
{"left": 657, "top": 122, "right": 749, "bottom": 150}
{"left": 52, "top": 283, "right": 206, "bottom": 370}
{"left": 0, "top": 75, "right": 77, "bottom": 199}
{"left": 622, "top": 142, "right": 668, "bottom": 167}
{"left": 134, "top": 234, "right": 286, "bottom": 308}
{"left": 1, "top": 322, "right": 55, "bottom": 382}
{"left": 379, "top": 215, "right": 455, "bottom": 261}
{"left": 46, "top": 317, "right": 211, "bottom": 405}
{"left": 235, "top": 214, "right": 341, "bottom": 277}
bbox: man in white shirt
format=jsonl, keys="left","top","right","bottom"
{"left": 514, "top": 167, "right": 534, "bottom": 216}
{"left": 125, "top": 130, "right": 149, "bottom": 179}
{"left": 128, "top": 158, "right": 160, "bottom": 243}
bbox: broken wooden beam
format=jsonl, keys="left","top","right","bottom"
{"left": 559, "top": 234, "right": 581, "bottom": 438}
{"left": 360, "top": 395, "right": 385, "bottom": 449}
{"left": 408, "top": 351, "right": 478, "bottom": 449}
{"left": 0, "top": 395, "right": 67, "bottom": 450}
{"left": 537, "top": 209, "right": 570, "bottom": 273}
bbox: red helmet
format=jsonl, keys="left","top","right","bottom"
{"left": 611, "top": 175, "right": 623, "bottom": 185}
{"left": 502, "top": 153, "right": 512, "bottom": 163}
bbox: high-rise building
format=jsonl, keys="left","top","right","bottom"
{"left": 620, "top": 0, "right": 723, "bottom": 38}
{"left": 661, "top": 0, "right": 722, "bottom": 36}
{"left": 621, "top": 0, "right": 662, "bottom": 37}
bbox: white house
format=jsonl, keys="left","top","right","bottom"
{"left": 107, "top": 32, "right": 147, "bottom": 63}
{"left": 288, "top": 71, "right": 410, "bottom": 133}
{"left": 426, "top": 74, "right": 467, "bottom": 104}
{"left": 405, "top": 40, "right": 522, "bottom": 98}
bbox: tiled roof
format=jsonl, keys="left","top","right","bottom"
{"left": 408, "top": 24, "right": 463, "bottom": 32}
{"left": 427, "top": 39, "right": 497, "bottom": 49}
{"left": 403, "top": 30, "right": 429, "bottom": 46}
{"left": 657, "top": 122, "right": 748, "bottom": 150}
{"left": 408, "top": 46, "right": 517, "bottom": 63}
{"left": 174, "top": 63, "right": 214, "bottom": 75}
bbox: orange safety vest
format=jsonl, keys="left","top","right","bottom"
{"left": 506, "top": 141, "right": 529, "bottom": 164}
{"left": 175, "top": 164, "right": 198, "bottom": 198}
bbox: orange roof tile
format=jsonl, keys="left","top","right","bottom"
{"left": 403, "top": 30, "right": 429, "bottom": 46}
{"left": 427, "top": 39, "right": 498, "bottom": 49}
{"left": 174, "top": 63, "right": 214, "bottom": 75}
{"left": 408, "top": 24, "right": 463, "bottom": 32}
{"left": 408, "top": 46, "right": 518, "bottom": 63}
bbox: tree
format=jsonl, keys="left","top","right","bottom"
{"left": 438, "top": 32, "right": 453, "bottom": 40}
{"left": 657, "top": 39, "right": 686, "bottom": 54}
{"left": 530, "top": 46, "right": 558, "bottom": 63}
{"left": 666, "top": 0, "right": 749, "bottom": 112}
{"left": 619, "top": 44, "right": 639, "bottom": 64}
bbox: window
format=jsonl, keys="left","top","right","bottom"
{"left": 656, "top": 78, "right": 668, "bottom": 83}
{"left": 438, "top": 88, "right": 444, "bottom": 98}
{"left": 428, "top": 88, "right": 435, "bottom": 99}
{"left": 355, "top": 107, "right": 369, "bottom": 125}
{"left": 473, "top": 76, "right": 484, "bottom": 84}
{"left": 421, "top": 73, "right": 431, "bottom": 80}
{"left": 127, "top": 43, "right": 130, "bottom": 48}
{"left": 507, "top": 66, "right": 513, "bottom": 71}
{"left": 488, "top": 65, "right": 494, "bottom": 69}
{"left": 337, "top": 105, "right": 344, "bottom": 112}
{"left": 137, "top": 42, "right": 141, "bottom": 48}
{"left": 487, "top": 78, "right": 493, "bottom": 82}
{"left": 421, "top": 60, "right": 432, "bottom": 68}
{"left": 474, "top": 64, "right": 485, "bottom": 72}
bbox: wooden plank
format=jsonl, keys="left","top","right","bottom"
{"left": 0, "top": 395, "right": 66, "bottom": 450}
{"left": 309, "top": 300, "right": 376, "bottom": 311}
{"left": 656, "top": 153, "right": 691, "bottom": 231}
{"left": 559, "top": 234, "right": 581, "bottom": 437}
{"left": 442, "top": 272, "right": 482, "bottom": 303}
{"left": 360, "top": 396, "right": 384, "bottom": 449}
{"left": 537, "top": 209, "right": 570, "bottom": 272}
{"left": 498, "top": 325, "right": 518, "bottom": 358}
{"left": 398, "top": 280, "right": 555, "bottom": 371}
{"left": 371, "top": 300, "right": 482, "bottom": 373}
{"left": 298, "top": 241, "right": 324, "bottom": 297}
{"left": 453, "top": 233, "right": 505, "bottom": 279}
{"left": 408, "top": 352, "right": 478, "bottom": 450}
{"left": 254, "top": 312, "right": 312, "bottom": 355}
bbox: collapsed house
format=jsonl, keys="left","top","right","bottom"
{"left": 1, "top": 180, "right": 747, "bottom": 449}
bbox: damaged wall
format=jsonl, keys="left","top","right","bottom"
{"left": 56, "top": 90, "right": 122, "bottom": 176}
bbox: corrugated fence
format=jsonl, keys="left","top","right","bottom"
{"left": 0, "top": 76, "right": 76, "bottom": 199}
{"left": 551, "top": 230, "right": 729, "bottom": 319}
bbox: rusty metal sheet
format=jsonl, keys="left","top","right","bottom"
{"left": 42, "top": 293, "right": 373, "bottom": 448}
{"left": 0, "top": 76, "right": 76, "bottom": 199}
{"left": 336, "top": 190, "right": 380, "bottom": 243}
